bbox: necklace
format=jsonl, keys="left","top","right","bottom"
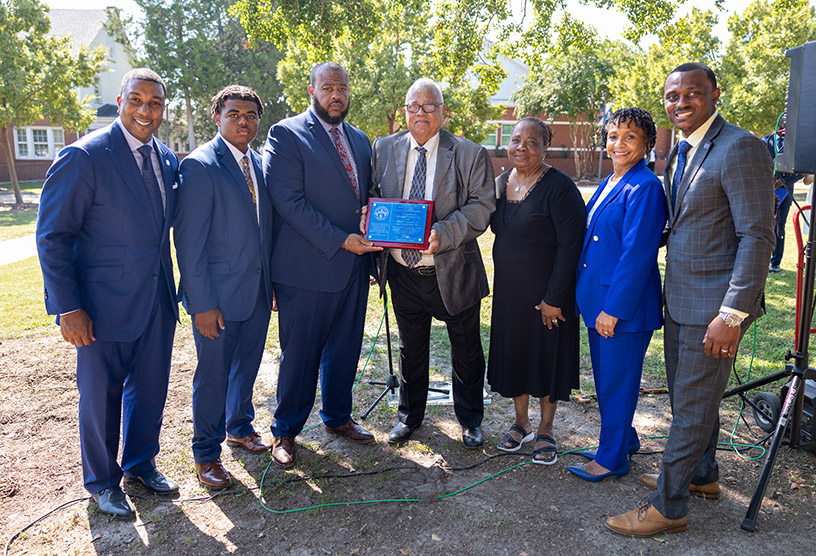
{"left": 510, "top": 166, "right": 546, "bottom": 193}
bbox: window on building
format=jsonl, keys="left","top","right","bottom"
{"left": 15, "top": 129, "right": 28, "bottom": 157}
{"left": 500, "top": 123, "right": 515, "bottom": 147}
{"left": 13, "top": 127, "right": 66, "bottom": 160}
{"left": 480, "top": 125, "right": 498, "bottom": 149}
{"left": 93, "top": 77, "right": 101, "bottom": 100}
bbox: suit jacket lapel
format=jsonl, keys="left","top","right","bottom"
{"left": 391, "top": 134, "right": 410, "bottom": 198}
{"left": 674, "top": 114, "right": 724, "bottom": 213}
{"left": 433, "top": 131, "right": 455, "bottom": 209}
{"left": 664, "top": 142, "right": 678, "bottom": 222}
{"left": 106, "top": 121, "right": 160, "bottom": 239}
{"left": 215, "top": 135, "right": 258, "bottom": 224}
{"left": 307, "top": 111, "right": 357, "bottom": 197}
{"left": 153, "top": 138, "right": 177, "bottom": 240}
{"left": 582, "top": 160, "right": 644, "bottom": 251}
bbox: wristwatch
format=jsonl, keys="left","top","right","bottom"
{"left": 719, "top": 311, "right": 743, "bottom": 328}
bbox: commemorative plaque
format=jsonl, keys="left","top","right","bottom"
{"left": 365, "top": 198, "right": 434, "bottom": 249}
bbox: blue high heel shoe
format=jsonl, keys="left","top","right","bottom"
{"left": 566, "top": 461, "right": 630, "bottom": 482}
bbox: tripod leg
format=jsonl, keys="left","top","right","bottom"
{"left": 741, "top": 374, "right": 803, "bottom": 532}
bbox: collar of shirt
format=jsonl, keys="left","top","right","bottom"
{"left": 404, "top": 132, "right": 440, "bottom": 198}
{"left": 670, "top": 111, "right": 718, "bottom": 175}
{"left": 311, "top": 107, "right": 346, "bottom": 138}
{"left": 116, "top": 116, "right": 166, "bottom": 205}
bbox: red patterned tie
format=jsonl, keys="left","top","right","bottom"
{"left": 329, "top": 127, "right": 359, "bottom": 199}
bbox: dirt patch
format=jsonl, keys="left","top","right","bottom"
{"left": 1, "top": 328, "right": 815, "bottom": 555}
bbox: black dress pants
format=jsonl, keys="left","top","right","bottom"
{"left": 387, "top": 259, "right": 485, "bottom": 429}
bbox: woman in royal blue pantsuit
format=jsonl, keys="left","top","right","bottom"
{"left": 568, "top": 108, "right": 667, "bottom": 482}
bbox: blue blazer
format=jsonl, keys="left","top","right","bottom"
{"left": 174, "top": 135, "right": 274, "bottom": 320}
{"left": 576, "top": 159, "right": 666, "bottom": 332}
{"left": 263, "top": 108, "right": 372, "bottom": 292}
{"left": 36, "top": 120, "right": 179, "bottom": 342}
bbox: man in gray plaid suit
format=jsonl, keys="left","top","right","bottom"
{"left": 606, "top": 62, "right": 775, "bottom": 537}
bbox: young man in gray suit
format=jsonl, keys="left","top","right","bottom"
{"left": 370, "top": 78, "right": 496, "bottom": 448}
{"left": 606, "top": 63, "right": 775, "bottom": 537}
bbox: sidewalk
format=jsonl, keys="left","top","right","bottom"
{"left": 0, "top": 234, "right": 37, "bottom": 266}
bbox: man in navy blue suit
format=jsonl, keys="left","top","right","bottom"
{"left": 174, "top": 86, "right": 274, "bottom": 490}
{"left": 263, "top": 62, "right": 381, "bottom": 468}
{"left": 36, "top": 68, "right": 180, "bottom": 518}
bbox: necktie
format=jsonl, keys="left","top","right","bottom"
{"left": 241, "top": 155, "right": 258, "bottom": 219}
{"left": 329, "top": 127, "right": 359, "bottom": 199}
{"left": 403, "top": 146, "right": 427, "bottom": 268}
{"left": 137, "top": 144, "right": 164, "bottom": 232}
{"left": 671, "top": 140, "right": 692, "bottom": 208}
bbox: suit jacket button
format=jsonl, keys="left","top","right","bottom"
{"left": 257, "top": 268, "right": 261, "bottom": 273}
{"left": 671, "top": 229, "right": 677, "bottom": 235}
{"left": 355, "top": 209, "right": 361, "bottom": 214}
{"left": 153, "top": 275, "right": 158, "bottom": 281}
{"left": 593, "top": 235, "right": 599, "bottom": 241}
{"left": 583, "top": 263, "right": 587, "bottom": 268}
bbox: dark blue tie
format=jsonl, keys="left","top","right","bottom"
{"left": 403, "top": 146, "right": 427, "bottom": 268}
{"left": 671, "top": 140, "right": 692, "bottom": 208}
{"left": 137, "top": 144, "right": 164, "bottom": 232}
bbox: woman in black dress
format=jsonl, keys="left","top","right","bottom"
{"left": 488, "top": 117, "right": 585, "bottom": 464}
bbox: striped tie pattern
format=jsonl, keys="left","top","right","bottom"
{"left": 241, "top": 155, "right": 257, "bottom": 217}
{"left": 137, "top": 144, "right": 164, "bottom": 232}
{"left": 329, "top": 126, "right": 359, "bottom": 199}
{"left": 402, "top": 146, "right": 427, "bottom": 268}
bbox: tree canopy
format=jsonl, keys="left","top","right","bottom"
{"left": 276, "top": 0, "right": 502, "bottom": 142}
{"left": 131, "top": 0, "right": 287, "bottom": 151}
{"left": 0, "top": 0, "right": 106, "bottom": 204}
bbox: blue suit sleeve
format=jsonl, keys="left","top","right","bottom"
{"left": 36, "top": 146, "right": 95, "bottom": 315}
{"left": 174, "top": 156, "right": 218, "bottom": 314}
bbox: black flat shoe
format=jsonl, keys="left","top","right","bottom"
{"left": 124, "top": 469, "right": 179, "bottom": 494}
{"left": 462, "top": 426, "right": 484, "bottom": 448}
{"left": 93, "top": 486, "right": 135, "bottom": 518}
{"left": 388, "top": 422, "right": 417, "bottom": 444}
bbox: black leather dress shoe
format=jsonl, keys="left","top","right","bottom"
{"left": 93, "top": 486, "right": 135, "bottom": 518}
{"left": 388, "top": 422, "right": 417, "bottom": 444}
{"left": 462, "top": 426, "right": 484, "bottom": 448}
{"left": 124, "top": 469, "right": 179, "bottom": 494}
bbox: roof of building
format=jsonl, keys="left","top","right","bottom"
{"left": 96, "top": 103, "right": 118, "bottom": 117}
{"left": 48, "top": 9, "right": 109, "bottom": 55}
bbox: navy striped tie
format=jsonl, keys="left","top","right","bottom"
{"left": 403, "top": 147, "right": 426, "bottom": 268}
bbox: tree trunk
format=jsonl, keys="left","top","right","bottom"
{"left": 184, "top": 90, "right": 196, "bottom": 152}
{"left": 0, "top": 125, "right": 24, "bottom": 205}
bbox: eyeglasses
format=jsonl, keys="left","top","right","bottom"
{"left": 405, "top": 103, "right": 442, "bottom": 114}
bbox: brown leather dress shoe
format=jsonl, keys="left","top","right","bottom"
{"left": 639, "top": 473, "right": 720, "bottom": 499}
{"left": 226, "top": 431, "right": 270, "bottom": 453}
{"left": 271, "top": 436, "right": 297, "bottom": 468}
{"left": 195, "top": 460, "right": 231, "bottom": 490}
{"left": 324, "top": 419, "right": 375, "bottom": 444}
{"left": 606, "top": 501, "right": 688, "bottom": 537}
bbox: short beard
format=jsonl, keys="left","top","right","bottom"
{"left": 312, "top": 98, "right": 349, "bottom": 125}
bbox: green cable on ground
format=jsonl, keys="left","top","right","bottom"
{"left": 436, "top": 461, "right": 532, "bottom": 498}
{"left": 726, "top": 322, "right": 767, "bottom": 461}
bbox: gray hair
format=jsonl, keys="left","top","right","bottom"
{"left": 405, "top": 78, "right": 444, "bottom": 105}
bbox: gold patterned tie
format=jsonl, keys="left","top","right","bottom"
{"left": 241, "top": 155, "right": 257, "bottom": 215}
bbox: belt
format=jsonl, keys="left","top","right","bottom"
{"left": 404, "top": 265, "right": 436, "bottom": 276}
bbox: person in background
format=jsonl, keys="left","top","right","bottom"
{"left": 761, "top": 116, "right": 804, "bottom": 273}
{"left": 487, "top": 117, "right": 585, "bottom": 464}
{"left": 567, "top": 107, "right": 666, "bottom": 482}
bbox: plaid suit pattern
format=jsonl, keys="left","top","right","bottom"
{"left": 651, "top": 115, "right": 775, "bottom": 520}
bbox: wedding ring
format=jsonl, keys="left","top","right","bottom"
{"left": 720, "top": 348, "right": 729, "bottom": 353}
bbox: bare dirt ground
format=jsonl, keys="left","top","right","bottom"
{"left": 2, "top": 323, "right": 816, "bottom": 556}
